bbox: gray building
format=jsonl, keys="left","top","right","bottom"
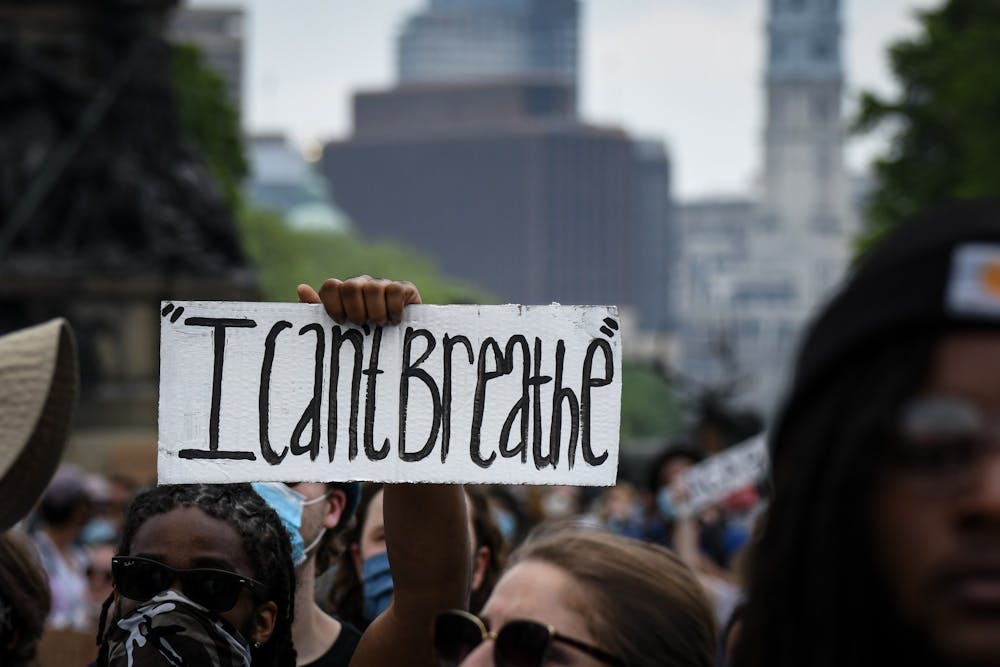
{"left": 170, "top": 5, "right": 244, "bottom": 110}
{"left": 398, "top": 0, "right": 579, "bottom": 95}
{"left": 763, "top": 0, "right": 850, "bottom": 234}
{"left": 633, "top": 140, "right": 676, "bottom": 332}
{"left": 321, "top": 0, "right": 675, "bottom": 331}
{"left": 320, "top": 80, "right": 637, "bottom": 308}
{"left": 674, "top": 199, "right": 754, "bottom": 388}
{"left": 676, "top": 197, "right": 839, "bottom": 410}
{"left": 675, "top": 0, "right": 853, "bottom": 413}
{"left": 248, "top": 134, "right": 352, "bottom": 233}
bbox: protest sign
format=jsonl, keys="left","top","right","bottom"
{"left": 158, "top": 302, "right": 622, "bottom": 486}
{"left": 672, "top": 434, "right": 768, "bottom": 518}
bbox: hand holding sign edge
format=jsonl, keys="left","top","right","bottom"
{"left": 298, "top": 276, "right": 422, "bottom": 326}
{"left": 298, "top": 278, "right": 471, "bottom": 667}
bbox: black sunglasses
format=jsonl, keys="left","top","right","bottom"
{"left": 111, "top": 556, "right": 270, "bottom": 613}
{"left": 433, "top": 609, "right": 626, "bottom": 667}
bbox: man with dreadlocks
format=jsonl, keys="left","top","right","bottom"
{"left": 97, "top": 483, "right": 297, "bottom": 667}
{"left": 734, "top": 201, "right": 1000, "bottom": 667}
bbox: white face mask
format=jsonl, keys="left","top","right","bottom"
{"left": 252, "top": 482, "right": 330, "bottom": 567}
{"left": 541, "top": 490, "right": 576, "bottom": 519}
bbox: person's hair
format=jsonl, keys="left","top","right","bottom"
{"left": 466, "top": 486, "right": 506, "bottom": 614}
{"left": 38, "top": 473, "right": 92, "bottom": 527}
{"left": 312, "top": 483, "right": 354, "bottom": 574}
{"left": 511, "top": 528, "right": 717, "bottom": 667}
{"left": 733, "top": 334, "right": 937, "bottom": 667}
{"left": 645, "top": 440, "right": 705, "bottom": 495}
{"left": 95, "top": 484, "right": 297, "bottom": 667}
{"left": 0, "top": 530, "right": 51, "bottom": 666}
{"left": 325, "top": 482, "right": 383, "bottom": 629}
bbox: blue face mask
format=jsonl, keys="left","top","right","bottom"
{"left": 492, "top": 507, "right": 517, "bottom": 543}
{"left": 80, "top": 517, "right": 117, "bottom": 545}
{"left": 361, "top": 550, "right": 393, "bottom": 623}
{"left": 656, "top": 486, "right": 677, "bottom": 521}
{"left": 252, "top": 482, "right": 328, "bottom": 567}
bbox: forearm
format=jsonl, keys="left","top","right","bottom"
{"left": 350, "top": 484, "right": 470, "bottom": 667}
{"left": 383, "top": 483, "right": 471, "bottom": 614}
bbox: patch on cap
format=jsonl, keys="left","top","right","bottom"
{"left": 947, "top": 243, "right": 1000, "bottom": 318}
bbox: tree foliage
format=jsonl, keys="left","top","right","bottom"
{"left": 854, "top": 0, "right": 1000, "bottom": 253}
{"left": 237, "top": 207, "right": 493, "bottom": 305}
{"left": 169, "top": 42, "right": 487, "bottom": 304}
{"left": 619, "top": 360, "right": 684, "bottom": 443}
{"left": 171, "top": 42, "right": 247, "bottom": 213}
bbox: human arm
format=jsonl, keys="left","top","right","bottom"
{"left": 299, "top": 276, "right": 472, "bottom": 666}
{"left": 352, "top": 484, "right": 470, "bottom": 666}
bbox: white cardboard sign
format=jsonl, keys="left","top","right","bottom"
{"left": 673, "top": 434, "right": 768, "bottom": 518}
{"left": 158, "top": 302, "right": 622, "bottom": 486}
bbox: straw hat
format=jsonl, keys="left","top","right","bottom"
{"left": 0, "top": 319, "right": 79, "bottom": 530}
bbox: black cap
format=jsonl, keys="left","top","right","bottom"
{"left": 772, "top": 199, "right": 1000, "bottom": 461}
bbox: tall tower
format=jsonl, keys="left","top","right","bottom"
{"left": 763, "top": 0, "right": 848, "bottom": 234}
{"left": 397, "top": 0, "right": 578, "bottom": 94}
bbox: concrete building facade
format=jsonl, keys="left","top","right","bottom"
{"left": 763, "top": 0, "right": 849, "bottom": 234}
{"left": 675, "top": 0, "right": 853, "bottom": 413}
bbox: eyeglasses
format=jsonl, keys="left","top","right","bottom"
{"left": 891, "top": 395, "right": 1000, "bottom": 489}
{"left": 433, "top": 609, "right": 626, "bottom": 667}
{"left": 111, "top": 556, "right": 270, "bottom": 613}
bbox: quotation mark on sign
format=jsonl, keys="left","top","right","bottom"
{"left": 600, "top": 318, "right": 619, "bottom": 338}
{"left": 161, "top": 303, "right": 185, "bottom": 323}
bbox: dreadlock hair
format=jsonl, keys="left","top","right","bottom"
{"left": 95, "top": 484, "right": 297, "bottom": 667}
{"left": 733, "top": 333, "right": 938, "bottom": 667}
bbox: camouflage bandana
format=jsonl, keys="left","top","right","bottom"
{"left": 106, "top": 591, "right": 252, "bottom": 667}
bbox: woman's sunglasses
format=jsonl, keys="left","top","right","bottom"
{"left": 111, "top": 555, "right": 270, "bottom": 613}
{"left": 433, "top": 609, "right": 626, "bottom": 667}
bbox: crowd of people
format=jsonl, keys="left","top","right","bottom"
{"left": 2, "top": 201, "right": 1000, "bottom": 666}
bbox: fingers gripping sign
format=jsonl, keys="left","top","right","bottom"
{"left": 384, "top": 281, "right": 421, "bottom": 325}
{"left": 301, "top": 276, "right": 422, "bottom": 326}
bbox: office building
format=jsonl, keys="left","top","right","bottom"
{"left": 398, "top": 0, "right": 579, "bottom": 94}
{"left": 321, "top": 80, "right": 636, "bottom": 307}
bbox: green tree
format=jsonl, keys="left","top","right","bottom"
{"left": 170, "top": 43, "right": 486, "bottom": 303}
{"left": 171, "top": 42, "right": 247, "bottom": 213}
{"left": 619, "top": 361, "right": 685, "bottom": 443}
{"left": 854, "top": 0, "right": 1000, "bottom": 253}
{"left": 238, "top": 207, "right": 492, "bottom": 304}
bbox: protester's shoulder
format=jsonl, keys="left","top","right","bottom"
{"left": 304, "top": 618, "right": 363, "bottom": 667}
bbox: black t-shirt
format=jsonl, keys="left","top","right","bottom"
{"left": 303, "top": 619, "right": 362, "bottom": 667}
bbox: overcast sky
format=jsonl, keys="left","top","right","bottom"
{"left": 188, "top": 0, "right": 939, "bottom": 199}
